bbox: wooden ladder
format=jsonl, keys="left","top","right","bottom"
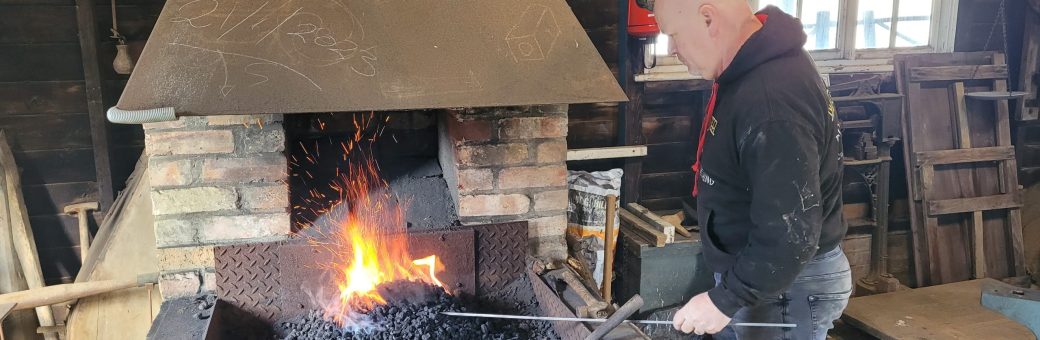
{"left": 908, "top": 54, "right": 1026, "bottom": 281}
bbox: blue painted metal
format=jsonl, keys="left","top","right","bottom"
{"left": 980, "top": 279, "right": 1040, "bottom": 339}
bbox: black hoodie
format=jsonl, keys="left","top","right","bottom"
{"left": 695, "top": 6, "right": 846, "bottom": 317}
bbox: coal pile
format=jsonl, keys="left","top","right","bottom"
{"left": 276, "top": 279, "right": 558, "bottom": 340}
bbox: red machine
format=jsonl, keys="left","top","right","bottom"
{"left": 627, "top": 0, "right": 660, "bottom": 38}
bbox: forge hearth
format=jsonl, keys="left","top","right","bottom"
{"left": 146, "top": 222, "right": 558, "bottom": 339}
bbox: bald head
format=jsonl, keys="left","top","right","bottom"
{"left": 653, "top": 0, "right": 762, "bottom": 80}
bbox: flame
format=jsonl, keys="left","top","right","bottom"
{"left": 301, "top": 113, "right": 446, "bottom": 325}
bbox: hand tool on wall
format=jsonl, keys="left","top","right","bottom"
{"left": 64, "top": 202, "right": 99, "bottom": 262}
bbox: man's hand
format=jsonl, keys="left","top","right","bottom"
{"left": 672, "top": 292, "right": 732, "bottom": 335}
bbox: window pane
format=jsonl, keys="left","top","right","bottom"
{"left": 895, "top": 0, "right": 933, "bottom": 47}
{"left": 856, "top": 0, "right": 894, "bottom": 49}
{"left": 801, "top": 0, "right": 840, "bottom": 50}
{"left": 757, "top": 0, "right": 798, "bottom": 14}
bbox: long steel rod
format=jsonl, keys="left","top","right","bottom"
{"left": 442, "top": 312, "right": 796, "bottom": 328}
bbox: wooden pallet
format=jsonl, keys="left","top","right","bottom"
{"left": 895, "top": 52, "right": 1027, "bottom": 287}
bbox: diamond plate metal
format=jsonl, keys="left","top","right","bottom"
{"left": 474, "top": 221, "right": 529, "bottom": 296}
{"left": 214, "top": 242, "right": 283, "bottom": 324}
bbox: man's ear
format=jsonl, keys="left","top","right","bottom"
{"left": 699, "top": 4, "right": 719, "bottom": 38}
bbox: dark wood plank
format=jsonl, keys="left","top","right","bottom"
{"left": 568, "top": 103, "right": 618, "bottom": 122}
{"left": 926, "top": 194, "right": 1023, "bottom": 225}
{"left": 93, "top": 3, "right": 164, "bottom": 42}
{"left": 29, "top": 214, "right": 82, "bottom": 250}
{"left": 22, "top": 182, "right": 98, "bottom": 217}
{"left": 567, "top": 120, "right": 616, "bottom": 149}
{"left": 0, "top": 43, "right": 84, "bottom": 82}
{"left": 0, "top": 81, "right": 86, "bottom": 115}
{"left": 0, "top": 114, "right": 93, "bottom": 151}
{"left": 77, "top": 0, "right": 115, "bottom": 211}
{"left": 0, "top": 5, "right": 78, "bottom": 43}
{"left": 908, "top": 65, "right": 1008, "bottom": 82}
{"left": 643, "top": 142, "right": 694, "bottom": 173}
{"left": 37, "top": 246, "right": 81, "bottom": 284}
{"left": 638, "top": 197, "right": 687, "bottom": 211}
{"left": 642, "top": 116, "right": 693, "bottom": 144}
{"left": 639, "top": 172, "right": 693, "bottom": 200}
{"left": 914, "top": 146, "right": 1016, "bottom": 166}
{"left": 13, "top": 149, "right": 98, "bottom": 185}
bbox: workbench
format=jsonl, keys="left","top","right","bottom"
{"left": 843, "top": 279, "right": 1035, "bottom": 339}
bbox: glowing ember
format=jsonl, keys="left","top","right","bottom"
{"left": 300, "top": 114, "right": 446, "bottom": 325}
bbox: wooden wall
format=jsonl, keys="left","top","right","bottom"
{"left": 0, "top": 0, "right": 158, "bottom": 284}
{"left": 566, "top": 0, "right": 704, "bottom": 211}
{"left": 956, "top": 0, "right": 1040, "bottom": 186}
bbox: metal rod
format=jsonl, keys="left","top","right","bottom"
{"left": 442, "top": 312, "right": 796, "bottom": 328}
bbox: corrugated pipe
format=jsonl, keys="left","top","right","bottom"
{"left": 106, "top": 106, "right": 177, "bottom": 124}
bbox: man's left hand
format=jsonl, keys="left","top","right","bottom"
{"left": 672, "top": 292, "right": 732, "bottom": 335}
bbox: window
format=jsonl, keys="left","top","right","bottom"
{"left": 641, "top": 0, "right": 958, "bottom": 80}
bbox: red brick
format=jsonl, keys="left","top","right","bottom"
{"left": 145, "top": 130, "right": 234, "bottom": 156}
{"left": 457, "top": 144, "right": 528, "bottom": 167}
{"left": 536, "top": 141, "right": 567, "bottom": 163}
{"left": 458, "top": 194, "right": 530, "bottom": 216}
{"left": 445, "top": 115, "right": 493, "bottom": 143}
{"left": 159, "top": 271, "right": 201, "bottom": 299}
{"left": 200, "top": 155, "right": 286, "bottom": 183}
{"left": 158, "top": 246, "right": 215, "bottom": 270}
{"left": 498, "top": 165, "right": 567, "bottom": 189}
{"left": 457, "top": 169, "right": 493, "bottom": 193}
{"left": 149, "top": 158, "right": 196, "bottom": 187}
{"left": 533, "top": 190, "right": 568, "bottom": 212}
{"left": 500, "top": 117, "right": 568, "bottom": 139}
{"left": 206, "top": 114, "right": 282, "bottom": 126}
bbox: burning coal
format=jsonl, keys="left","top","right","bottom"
{"left": 292, "top": 113, "right": 445, "bottom": 326}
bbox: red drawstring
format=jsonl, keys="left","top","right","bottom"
{"left": 692, "top": 82, "right": 720, "bottom": 196}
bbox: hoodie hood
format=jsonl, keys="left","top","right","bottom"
{"left": 717, "top": 6, "right": 808, "bottom": 85}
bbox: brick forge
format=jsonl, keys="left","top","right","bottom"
{"left": 143, "top": 114, "right": 290, "bottom": 299}
{"left": 439, "top": 105, "right": 570, "bottom": 261}
{"left": 142, "top": 106, "right": 571, "bottom": 300}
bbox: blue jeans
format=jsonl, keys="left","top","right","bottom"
{"left": 712, "top": 246, "right": 852, "bottom": 340}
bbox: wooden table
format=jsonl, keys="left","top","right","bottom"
{"left": 843, "top": 279, "right": 1034, "bottom": 339}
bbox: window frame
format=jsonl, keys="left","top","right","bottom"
{"left": 638, "top": 0, "right": 958, "bottom": 81}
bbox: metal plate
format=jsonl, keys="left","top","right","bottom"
{"left": 117, "top": 0, "right": 626, "bottom": 115}
{"left": 473, "top": 221, "right": 528, "bottom": 296}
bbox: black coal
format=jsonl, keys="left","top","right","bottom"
{"left": 276, "top": 278, "right": 558, "bottom": 340}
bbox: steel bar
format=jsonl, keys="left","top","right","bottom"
{"left": 442, "top": 312, "right": 796, "bottom": 328}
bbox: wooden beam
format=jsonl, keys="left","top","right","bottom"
{"left": 620, "top": 41, "right": 645, "bottom": 205}
{"left": 625, "top": 203, "right": 682, "bottom": 239}
{"left": 0, "top": 132, "right": 59, "bottom": 340}
{"left": 909, "top": 65, "right": 1009, "bottom": 82}
{"left": 76, "top": 0, "right": 114, "bottom": 212}
{"left": 567, "top": 146, "right": 648, "bottom": 161}
{"left": 927, "top": 193, "right": 1024, "bottom": 216}
{"left": 914, "top": 146, "right": 1016, "bottom": 166}
{"left": 618, "top": 209, "right": 667, "bottom": 247}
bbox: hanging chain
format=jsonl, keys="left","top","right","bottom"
{"left": 982, "top": 0, "right": 1008, "bottom": 53}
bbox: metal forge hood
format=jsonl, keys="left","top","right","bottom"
{"left": 116, "top": 0, "right": 627, "bottom": 115}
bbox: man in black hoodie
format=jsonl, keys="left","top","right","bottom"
{"left": 639, "top": 1, "right": 850, "bottom": 339}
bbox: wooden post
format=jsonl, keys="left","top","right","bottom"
{"left": 76, "top": 0, "right": 115, "bottom": 212}
{"left": 0, "top": 132, "right": 59, "bottom": 340}
{"left": 602, "top": 195, "right": 617, "bottom": 304}
{"left": 620, "top": 41, "right": 646, "bottom": 205}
